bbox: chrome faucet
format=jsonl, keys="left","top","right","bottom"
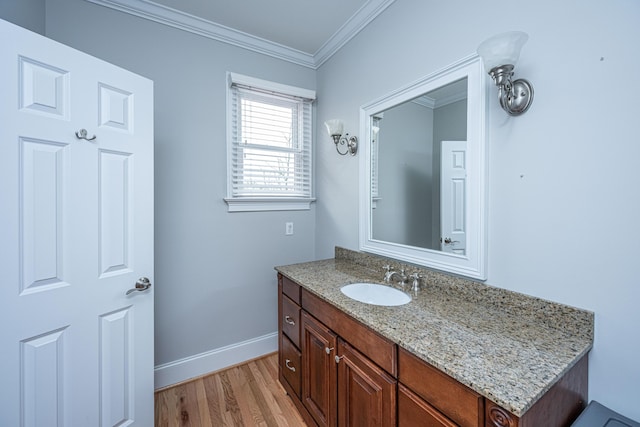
{"left": 383, "top": 265, "right": 407, "bottom": 285}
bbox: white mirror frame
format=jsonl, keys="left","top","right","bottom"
{"left": 359, "top": 54, "right": 489, "bottom": 280}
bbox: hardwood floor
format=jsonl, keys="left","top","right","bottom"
{"left": 154, "top": 353, "right": 307, "bottom": 427}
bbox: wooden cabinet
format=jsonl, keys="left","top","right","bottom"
{"left": 277, "top": 273, "right": 588, "bottom": 427}
{"left": 280, "top": 274, "right": 396, "bottom": 427}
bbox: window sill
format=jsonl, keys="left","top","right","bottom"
{"left": 224, "top": 197, "right": 316, "bottom": 212}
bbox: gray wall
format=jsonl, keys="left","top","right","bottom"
{"left": 40, "top": 0, "right": 317, "bottom": 366}
{"left": 373, "top": 102, "right": 433, "bottom": 247}
{"left": 316, "top": 0, "right": 640, "bottom": 420}
{"left": 0, "top": 0, "right": 45, "bottom": 34}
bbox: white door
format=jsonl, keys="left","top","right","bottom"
{"left": 440, "top": 141, "right": 467, "bottom": 255}
{"left": 0, "top": 19, "right": 154, "bottom": 426}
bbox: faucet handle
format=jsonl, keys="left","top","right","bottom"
{"left": 382, "top": 265, "right": 394, "bottom": 283}
{"left": 409, "top": 272, "right": 422, "bottom": 291}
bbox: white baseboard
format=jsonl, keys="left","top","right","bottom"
{"left": 154, "top": 331, "right": 278, "bottom": 390}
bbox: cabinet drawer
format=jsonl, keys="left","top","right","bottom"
{"left": 399, "top": 384, "right": 457, "bottom": 427}
{"left": 280, "top": 335, "right": 301, "bottom": 398}
{"left": 398, "top": 348, "right": 483, "bottom": 427}
{"left": 281, "top": 294, "right": 300, "bottom": 348}
{"left": 281, "top": 275, "right": 301, "bottom": 304}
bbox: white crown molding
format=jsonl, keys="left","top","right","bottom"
{"left": 413, "top": 92, "right": 467, "bottom": 109}
{"left": 84, "top": 0, "right": 396, "bottom": 69}
{"left": 413, "top": 96, "right": 436, "bottom": 109}
{"left": 434, "top": 92, "right": 467, "bottom": 108}
{"left": 85, "top": 0, "right": 316, "bottom": 67}
{"left": 313, "top": 0, "right": 396, "bottom": 68}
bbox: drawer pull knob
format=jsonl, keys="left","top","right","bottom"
{"left": 325, "top": 347, "right": 334, "bottom": 355}
{"left": 335, "top": 355, "right": 344, "bottom": 364}
{"left": 285, "top": 359, "right": 296, "bottom": 372}
{"left": 284, "top": 316, "right": 296, "bottom": 326}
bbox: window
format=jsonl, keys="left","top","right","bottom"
{"left": 371, "top": 114, "right": 382, "bottom": 208}
{"left": 225, "top": 73, "right": 315, "bottom": 212}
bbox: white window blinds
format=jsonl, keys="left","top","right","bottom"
{"left": 226, "top": 74, "right": 315, "bottom": 211}
{"left": 371, "top": 116, "right": 382, "bottom": 199}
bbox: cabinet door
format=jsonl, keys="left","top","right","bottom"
{"left": 337, "top": 339, "right": 397, "bottom": 427}
{"left": 302, "top": 311, "right": 338, "bottom": 427}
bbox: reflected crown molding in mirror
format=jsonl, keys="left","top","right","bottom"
{"left": 359, "top": 54, "right": 488, "bottom": 280}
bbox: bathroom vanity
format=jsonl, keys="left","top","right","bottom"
{"left": 276, "top": 248, "right": 593, "bottom": 427}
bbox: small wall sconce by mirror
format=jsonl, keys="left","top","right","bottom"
{"left": 325, "top": 119, "right": 358, "bottom": 155}
{"left": 477, "top": 31, "right": 534, "bottom": 116}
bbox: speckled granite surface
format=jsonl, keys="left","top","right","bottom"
{"left": 275, "top": 247, "right": 593, "bottom": 417}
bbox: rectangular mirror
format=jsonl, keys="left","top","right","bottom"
{"left": 359, "top": 55, "right": 488, "bottom": 279}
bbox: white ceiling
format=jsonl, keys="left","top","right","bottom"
{"left": 150, "top": 0, "right": 369, "bottom": 54}
{"left": 87, "top": 0, "right": 395, "bottom": 68}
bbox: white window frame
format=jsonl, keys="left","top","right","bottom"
{"left": 225, "top": 72, "right": 316, "bottom": 212}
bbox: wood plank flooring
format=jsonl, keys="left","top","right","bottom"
{"left": 155, "top": 353, "right": 307, "bottom": 427}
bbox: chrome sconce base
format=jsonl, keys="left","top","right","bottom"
{"left": 331, "top": 133, "right": 358, "bottom": 156}
{"left": 488, "top": 64, "right": 534, "bottom": 116}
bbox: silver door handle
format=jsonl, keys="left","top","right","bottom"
{"left": 126, "top": 277, "right": 152, "bottom": 295}
{"left": 75, "top": 128, "right": 96, "bottom": 141}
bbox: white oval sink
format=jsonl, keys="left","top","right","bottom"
{"left": 340, "top": 283, "right": 411, "bottom": 306}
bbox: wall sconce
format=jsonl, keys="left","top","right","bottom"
{"left": 477, "top": 31, "right": 534, "bottom": 116}
{"left": 324, "top": 119, "right": 358, "bottom": 156}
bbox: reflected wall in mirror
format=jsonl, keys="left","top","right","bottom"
{"left": 372, "top": 78, "right": 468, "bottom": 254}
{"left": 359, "top": 55, "right": 488, "bottom": 280}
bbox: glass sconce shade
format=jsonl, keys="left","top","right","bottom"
{"left": 325, "top": 119, "right": 344, "bottom": 137}
{"left": 477, "top": 31, "right": 528, "bottom": 71}
{"left": 477, "top": 31, "right": 534, "bottom": 116}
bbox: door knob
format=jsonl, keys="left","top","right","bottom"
{"left": 441, "top": 237, "right": 459, "bottom": 245}
{"left": 126, "top": 277, "right": 152, "bottom": 295}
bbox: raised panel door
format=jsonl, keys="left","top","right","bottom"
{"left": 302, "top": 311, "right": 337, "bottom": 427}
{"left": 337, "top": 339, "right": 396, "bottom": 427}
{"left": 0, "top": 18, "right": 154, "bottom": 426}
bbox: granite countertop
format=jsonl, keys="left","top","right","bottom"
{"left": 275, "top": 249, "right": 594, "bottom": 417}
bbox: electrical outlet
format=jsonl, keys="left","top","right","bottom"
{"left": 285, "top": 222, "right": 294, "bottom": 235}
